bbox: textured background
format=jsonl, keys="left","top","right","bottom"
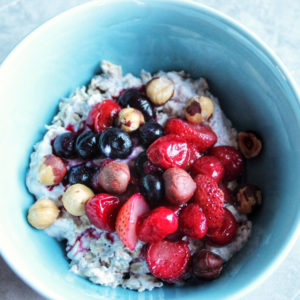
{"left": 0, "top": 0, "right": 299, "bottom": 299}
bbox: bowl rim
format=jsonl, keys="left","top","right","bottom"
{"left": 0, "top": 0, "right": 300, "bottom": 299}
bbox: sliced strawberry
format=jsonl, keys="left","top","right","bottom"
{"left": 211, "top": 146, "right": 245, "bottom": 181}
{"left": 207, "top": 208, "right": 237, "bottom": 245}
{"left": 194, "top": 174, "right": 225, "bottom": 229}
{"left": 165, "top": 118, "right": 217, "bottom": 152}
{"left": 179, "top": 203, "right": 207, "bottom": 239}
{"left": 85, "top": 194, "right": 121, "bottom": 232}
{"left": 86, "top": 100, "right": 121, "bottom": 133}
{"left": 146, "top": 240, "right": 191, "bottom": 282}
{"left": 191, "top": 155, "right": 224, "bottom": 183}
{"left": 146, "top": 134, "right": 190, "bottom": 169}
{"left": 115, "top": 193, "right": 150, "bottom": 250}
{"left": 137, "top": 207, "right": 178, "bottom": 243}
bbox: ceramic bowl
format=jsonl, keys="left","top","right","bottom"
{"left": 1, "top": 1, "right": 300, "bottom": 299}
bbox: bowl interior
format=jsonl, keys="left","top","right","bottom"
{"left": 1, "top": 1, "right": 300, "bottom": 299}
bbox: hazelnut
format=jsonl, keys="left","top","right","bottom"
{"left": 117, "top": 108, "right": 145, "bottom": 132}
{"left": 146, "top": 76, "right": 174, "bottom": 106}
{"left": 62, "top": 184, "right": 94, "bottom": 216}
{"left": 97, "top": 161, "right": 130, "bottom": 194}
{"left": 192, "top": 250, "right": 223, "bottom": 280}
{"left": 238, "top": 132, "right": 262, "bottom": 159}
{"left": 163, "top": 168, "right": 196, "bottom": 205}
{"left": 27, "top": 198, "right": 59, "bottom": 229}
{"left": 235, "top": 184, "right": 262, "bottom": 214}
{"left": 185, "top": 96, "right": 214, "bottom": 124}
{"left": 38, "top": 154, "right": 67, "bottom": 186}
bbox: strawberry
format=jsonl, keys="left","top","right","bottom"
{"left": 179, "top": 204, "right": 207, "bottom": 239}
{"left": 85, "top": 194, "right": 121, "bottom": 232}
{"left": 146, "top": 240, "right": 191, "bottom": 282}
{"left": 146, "top": 134, "right": 190, "bottom": 169}
{"left": 186, "top": 143, "right": 202, "bottom": 170}
{"left": 115, "top": 193, "right": 150, "bottom": 250}
{"left": 86, "top": 100, "right": 121, "bottom": 133}
{"left": 211, "top": 146, "right": 245, "bottom": 181}
{"left": 191, "top": 155, "right": 224, "bottom": 183}
{"left": 165, "top": 118, "right": 217, "bottom": 152}
{"left": 194, "top": 174, "right": 225, "bottom": 229}
{"left": 137, "top": 207, "right": 178, "bottom": 243}
{"left": 207, "top": 208, "right": 237, "bottom": 245}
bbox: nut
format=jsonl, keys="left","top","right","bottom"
{"left": 38, "top": 154, "right": 67, "bottom": 186}
{"left": 62, "top": 184, "right": 94, "bottom": 216}
{"left": 117, "top": 108, "right": 145, "bottom": 132}
{"left": 185, "top": 96, "right": 214, "bottom": 123}
{"left": 235, "top": 184, "right": 262, "bottom": 214}
{"left": 163, "top": 167, "right": 196, "bottom": 205}
{"left": 238, "top": 131, "right": 262, "bottom": 158}
{"left": 27, "top": 198, "right": 59, "bottom": 229}
{"left": 192, "top": 250, "right": 223, "bottom": 280}
{"left": 97, "top": 161, "right": 130, "bottom": 194}
{"left": 146, "top": 76, "right": 174, "bottom": 106}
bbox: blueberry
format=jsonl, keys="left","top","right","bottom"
{"left": 139, "top": 174, "right": 164, "bottom": 206}
{"left": 99, "top": 128, "right": 133, "bottom": 159}
{"left": 68, "top": 164, "right": 97, "bottom": 188}
{"left": 134, "top": 151, "right": 148, "bottom": 176}
{"left": 75, "top": 131, "right": 100, "bottom": 159}
{"left": 139, "top": 120, "right": 165, "bottom": 147}
{"left": 118, "top": 89, "right": 155, "bottom": 120}
{"left": 53, "top": 132, "right": 76, "bottom": 158}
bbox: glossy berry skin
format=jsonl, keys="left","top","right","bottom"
{"left": 86, "top": 100, "right": 121, "bottom": 133}
{"left": 165, "top": 118, "right": 217, "bottom": 152}
{"left": 219, "top": 183, "right": 231, "bottom": 203}
{"left": 53, "top": 132, "right": 77, "bottom": 158}
{"left": 85, "top": 193, "right": 121, "bottom": 232}
{"left": 75, "top": 131, "right": 100, "bottom": 159}
{"left": 118, "top": 89, "right": 155, "bottom": 120}
{"left": 194, "top": 174, "right": 225, "bottom": 229}
{"left": 99, "top": 128, "right": 133, "bottom": 159}
{"left": 134, "top": 151, "right": 162, "bottom": 177}
{"left": 186, "top": 144, "right": 202, "bottom": 170}
{"left": 191, "top": 155, "right": 224, "bottom": 183}
{"left": 139, "top": 174, "right": 164, "bottom": 207}
{"left": 146, "top": 134, "right": 190, "bottom": 169}
{"left": 207, "top": 208, "right": 237, "bottom": 245}
{"left": 211, "top": 146, "right": 245, "bottom": 181}
{"left": 115, "top": 193, "right": 150, "bottom": 250}
{"left": 146, "top": 240, "right": 191, "bottom": 282}
{"left": 139, "top": 120, "right": 165, "bottom": 147}
{"left": 68, "top": 164, "right": 97, "bottom": 188}
{"left": 179, "top": 204, "right": 207, "bottom": 239}
{"left": 137, "top": 207, "right": 178, "bottom": 243}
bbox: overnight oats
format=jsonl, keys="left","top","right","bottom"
{"left": 26, "top": 61, "right": 263, "bottom": 291}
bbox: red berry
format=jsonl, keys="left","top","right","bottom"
{"left": 179, "top": 204, "right": 207, "bottom": 239}
{"left": 137, "top": 207, "right": 178, "bottom": 243}
{"left": 115, "top": 193, "right": 150, "bottom": 250}
{"left": 146, "top": 134, "right": 190, "bottom": 169}
{"left": 85, "top": 194, "right": 121, "bottom": 232}
{"left": 165, "top": 118, "right": 217, "bottom": 152}
{"left": 211, "top": 146, "right": 245, "bottom": 181}
{"left": 191, "top": 156, "right": 224, "bottom": 183}
{"left": 146, "top": 240, "right": 191, "bottom": 282}
{"left": 207, "top": 208, "right": 237, "bottom": 245}
{"left": 186, "top": 143, "right": 202, "bottom": 170}
{"left": 86, "top": 100, "right": 121, "bottom": 133}
{"left": 219, "top": 183, "right": 231, "bottom": 203}
{"left": 194, "top": 174, "right": 225, "bottom": 229}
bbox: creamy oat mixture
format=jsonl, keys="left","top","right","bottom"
{"left": 26, "top": 61, "right": 251, "bottom": 291}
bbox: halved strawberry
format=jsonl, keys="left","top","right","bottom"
{"left": 115, "top": 193, "right": 150, "bottom": 250}
{"left": 165, "top": 118, "right": 217, "bottom": 152}
{"left": 194, "top": 174, "right": 225, "bottom": 229}
{"left": 146, "top": 240, "right": 191, "bottom": 282}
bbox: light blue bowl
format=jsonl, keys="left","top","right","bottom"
{"left": 1, "top": 0, "right": 300, "bottom": 299}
